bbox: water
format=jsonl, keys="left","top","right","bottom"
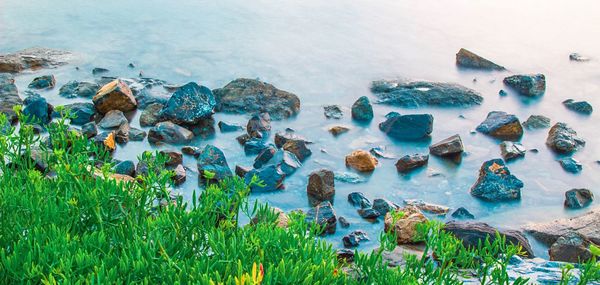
{"left": 2, "top": 0, "right": 600, "bottom": 258}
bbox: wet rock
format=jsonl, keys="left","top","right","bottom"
{"left": 92, "top": 67, "right": 109, "bottom": 75}
{"left": 148, "top": 121, "right": 193, "bottom": 144}
{"left": 0, "top": 48, "right": 71, "bottom": 73}
{"left": 351, "top": 96, "right": 373, "bottom": 121}
{"left": 251, "top": 207, "right": 289, "bottom": 228}
{"left": 181, "top": 146, "right": 201, "bottom": 157}
{"left": 172, "top": 164, "right": 186, "bottom": 186}
{"left": 307, "top": 169, "right": 335, "bottom": 201}
{"left": 429, "top": 135, "right": 464, "bottom": 157}
{"left": 503, "top": 74, "right": 546, "bottom": 97}
{"left": 476, "top": 111, "right": 523, "bottom": 141}
{"left": 98, "top": 110, "right": 128, "bottom": 129}
{"left": 569, "top": 53, "right": 591, "bottom": 62}
{"left": 395, "top": 154, "right": 429, "bottom": 173}
{"left": 334, "top": 171, "right": 366, "bottom": 184}
{"left": 523, "top": 115, "right": 550, "bottom": 130}
{"left": 499, "top": 89, "right": 508, "bottom": 97}
{"left": 28, "top": 75, "right": 55, "bottom": 89}
{"left": 23, "top": 94, "right": 53, "bottom": 124}
{"left": 470, "top": 159, "right": 523, "bottom": 201}
{"left": 81, "top": 122, "right": 97, "bottom": 138}
{"left": 159, "top": 150, "right": 183, "bottom": 167}
{"left": 274, "top": 131, "right": 310, "bottom": 148}
{"left": 444, "top": 221, "right": 534, "bottom": 257}
{"left": 213, "top": 78, "right": 300, "bottom": 119}
{"left": 345, "top": 150, "right": 378, "bottom": 172}
{"left": 324, "top": 105, "right": 343, "bottom": 119}
{"left": 384, "top": 206, "right": 428, "bottom": 244}
{"left": 404, "top": 199, "right": 449, "bottom": 215}
{"left": 275, "top": 151, "right": 302, "bottom": 175}
{"left": 372, "top": 80, "right": 483, "bottom": 108}
{"left": 546, "top": 122, "right": 585, "bottom": 154}
{"left": 329, "top": 126, "right": 350, "bottom": 136}
{"left": 0, "top": 74, "right": 22, "bottom": 124}
{"left": 128, "top": 127, "right": 146, "bottom": 141}
{"left": 348, "top": 192, "right": 372, "bottom": 208}
{"left": 451, "top": 207, "right": 475, "bottom": 219}
{"left": 185, "top": 117, "right": 216, "bottom": 139}
{"left": 373, "top": 199, "right": 400, "bottom": 216}
{"left": 564, "top": 189, "right": 594, "bottom": 209}
{"left": 379, "top": 112, "right": 433, "bottom": 140}
{"left": 115, "top": 123, "right": 130, "bottom": 144}
{"left": 525, "top": 208, "right": 600, "bottom": 246}
{"left": 235, "top": 165, "right": 252, "bottom": 178}
{"left": 247, "top": 113, "right": 271, "bottom": 138}
{"left": 549, "top": 232, "right": 593, "bottom": 263}
{"left": 236, "top": 133, "right": 251, "bottom": 145}
{"left": 338, "top": 216, "right": 350, "bottom": 228}
{"left": 160, "top": 82, "right": 216, "bottom": 124}
{"left": 139, "top": 103, "right": 164, "bottom": 127}
{"left": 283, "top": 139, "right": 312, "bottom": 162}
{"left": 244, "top": 139, "right": 271, "bottom": 155}
{"left": 563, "top": 99, "right": 593, "bottom": 115}
{"left": 113, "top": 160, "right": 136, "bottom": 177}
{"left": 92, "top": 79, "right": 137, "bottom": 114}
{"left": 133, "top": 87, "right": 170, "bottom": 109}
{"left": 343, "top": 230, "right": 370, "bottom": 248}
{"left": 218, "top": 121, "right": 243, "bottom": 132}
{"left": 93, "top": 131, "right": 116, "bottom": 152}
{"left": 369, "top": 146, "right": 395, "bottom": 159}
{"left": 305, "top": 201, "right": 337, "bottom": 235}
{"left": 336, "top": 249, "right": 354, "bottom": 263}
{"left": 558, "top": 157, "right": 582, "bottom": 173}
{"left": 456, "top": 48, "right": 505, "bottom": 70}
{"left": 358, "top": 208, "right": 381, "bottom": 219}
{"left": 253, "top": 145, "right": 277, "bottom": 168}
{"left": 61, "top": 102, "right": 95, "bottom": 125}
{"left": 500, "top": 141, "right": 526, "bottom": 161}
{"left": 197, "top": 144, "right": 233, "bottom": 181}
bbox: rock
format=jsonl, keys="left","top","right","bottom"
{"left": 379, "top": 112, "right": 434, "bottom": 140}
{"left": 338, "top": 216, "right": 350, "bottom": 228}
{"left": 351, "top": 96, "right": 373, "bottom": 121}
{"left": 128, "top": 127, "right": 146, "bottom": 141}
{"left": 218, "top": 121, "right": 243, "bottom": 132}
{"left": 93, "top": 131, "right": 116, "bottom": 152}
{"left": 444, "top": 221, "right": 534, "bottom": 257}
{"left": 525, "top": 208, "right": 600, "bottom": 246}
{"left": 274, "top": 131, "right": 310, "bottom": 148}
{"left": 0, "top": 48, "right": 71, "bottom": 73}
{"left": 429, "top": 135, "right": 464, "bottom": 157}
{"left": 476, "top": 111, "right": 523, "bottom": 141}
{"left": 373, "top": 199, "right": 400, "bottom": 216}
{"left": 369, "top": 146, "right": 395, "bottom": 159}
{"left": 92, "top": 79, "right": 137, "bottom": 114}
{"left": 113, "top": 160, "right": 136, "bottom": 176}
{"left": 134, "top": 87, "right": 170, "bottom": 109}
{"left": 549, "top": 232, "right": 593, "bottom": 263}
{"left": 523, "top": 115, "right": 551, "bottom": 130}
{"left": 98, "top": 110, "right": 128, "bottom": 129}
{"left": 213, "top": 78, "right": 300, "bottom": 119}
{"left": 500, "top": 141, "right": 526, "bottom": 161}
{"left": 345, "top": 150, "right": 378, "bottom": 172}
{"left": 59, "top": 81, "right": 100, "bottom": 98}
{"left": 336, "top": 249, "right": 354, "bottom": 263}
{"left": 61, "top": 103, "right": 96, "bottom": 125}
{"left": 455, "top": 48, "right": 505, "bottom": 70}
{"left": 148, "top": 122, "right": 193, "bottom": 144}
{"left": 342, "top": 230, "right": 369, "bottom": 248}
{"left": 276, "top": 151, "right": 302, "bottom": 175}
{"left": 251, "top": 207, "right": 289, "bottom": 228}
{"left": 329, "top": 126, "right": 350, "bottom": 136}
{"left": 558, "top": 157, "right": 582, "bottom": 173}
{"left": 384, "top": 206, "right": 428, "bottom": 244}
{"left": 235, "top": 165, "right": 251, "bottom": 178}
{"left": 305, "top": 201, "right": 337, "bottom": 235}
{"left": 28, "top": 75, "right": 55, "bottom": 89}
{"left": 306, "top": 169, "right": 335, "bottom": 201}
{"left": 181, "top": 146, "right": 201, "bottom": 156}
{"left": 81, "top": 122, "right": 97, "bottom": 138}
{"left": 404, "top": 199, "right": 449, "bottom": 215}
{"left": 564, "top": 189, "right": 594, "bottom": 209}
{"left": 197, "top": 145, "right": 232, "bottom": 181}
{"left": 172, "top": 164, "right": 186, "bottom": 186}
{"left": 139, "top": 103, "right": 164, "bottom": 127}
{"left": 334, "top": 171, "right": 366, "bottom": 184}
{"left": 563, "top": 99, "right": 593, "bottom": 115}
{"left": 0, "top": 74, "right": 22, "bottom": 124}
{"left": 23, "top": 94, "right": 52, "bottom": 124}
{"left": 135, "top": 161, "right": 150, "bottom": 177}
{"left": 244, "top": 139, "right": 271, "bottom": 155}
{"left": 246, "top": 113, "right": 271, "bottom": 138}
{"left": 451, "top": 207, "right": 475, "bottom": 219}
{"left": 92, "top": 67, "right": 109, "bottom": 75}
{"left": 159, "top": 82, "right": 216, "bottom": 124}
{"left": 115, "top": 123, "right": 130, "bottom": 144}
{"left": 348, "top": 192, "right": 372, "bottom": 208}
{"left": 503, "top": 74, "right": 546, "bottom": 97}
{"left": 282, "top": 139, "right": 312, "bottom": 162}
{"left": 159, "top": 150, "right": 183, "bottom": 167}
{"left": 324, "top": 105, "right": 343, "bottom": 119}
{"left": 253, "top": 145, "right": 277, "bottom": 168}
{"left": 470, "top": 159, "right": 523, "bottom": 201}
{"left": 371, "top": 80, "right": 483, "bottom": 108}
{"left": 499, "top": 90, "right": 508, "bottom": 97}
{"left": 546, "top": 123, "right": 585, "bottom": 154}
{"left": 236, "top": 134, "right": 251, "bottom": 145}
{"left": 395, "top": 154, "right": 429, "bottom": 173}
{"left": 569, "top": 53, "right": 591, "bottom": 62}
{"left": 358, "top": 208, "right": 381, "bottom": 219}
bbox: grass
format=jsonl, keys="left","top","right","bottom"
{"left": 0, "top": 109, "right": 598, "bottom": 284}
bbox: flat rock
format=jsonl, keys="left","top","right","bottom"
{"left": 348, "top": 192, "right": 372, "bottom": 209}
{"left": 429, "top": 134, "right": 463, "bottom": 157}
{"left": 307, "top": 169, "right": 335, "bottom": 201}
{"left": 0, "top": 47, "right": 71, "bottom": 73}
{"left": 372, "top": 80, "right": 483, "bottom": 108}
{"left": 476, "top": 111, "right": 523, "bottom": 141}
{"left": 500, "top": 141, "right": 526, "bottom": 161}
{"left": 28, "top": 75, "right": 56, "bottom": 89}
{"left": 503, "top": 74, "right": 546, "bottom": 97}
{"left": 444, "top": 221, "right": 534, "bottom": 257}
{"left": 92, "top": 79, "right": 137, "bottom": 114}
{"left": 395, "top": 154, "right": 428, "bottom": 173}
{"left": 523, "top": 115, "right": 550, "bottom": 130}
{"left": 525, "top": 207, "right": 600, "bottom": 246}
{"left": 372, "top": 198, "right": 400, "bottom": 216}
{"left": 456, "top": 48, "right": 505, "bottom": 70}
{"left": 274, "top": 131, "right": 310, "bottom": 148}
{"left": 98, "top": 110, "right": 128, "bottom": 129}
{"left": 324, "top": 105, "right": 343, "bottom": 119}
{"left": 404, "top": 199, "right": 449, "bottom": 215}
{"left": 470, "top": 159, "right": 523, "bottom": 201}
{"left": 549, "top": 232, "right": 593, "bottom": 263}
{"left": 345, "top": 150, "right": 378, "bottom": 172}
{"left": 0, "top": 74, "right": 22, "bottom": 124}
{"left": 351, "top": 96, "right": 373, "bottom": 121}
{"left": 563, "top": 99, "right": 593, "bottom": 115}
{"left": 197, "top": 144, "right": 233, "bottom": 181}
{"left": 148, "top": 121, "right": 193, "bottom": 144}
{"left": 379, "top": 112, "right": 433, "bottom": 140}
{"left": 160, "top": 82, "right": 216, "bottom": 124}
{"left": 558, "top": 157, "right": 582, "bottom": 173}
{"left": 564, "top": 188, "right": 594, "bottom": 209}
{"left": 546, "top": 122, "right": 585, "bottom": 154}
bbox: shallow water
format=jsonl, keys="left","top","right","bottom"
{"left": 2, "top": 0, "right": 600, "bottom": 258}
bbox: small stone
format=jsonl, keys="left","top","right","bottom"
{"left": 499, "top": 90, "right": 508, "bottom": 96}
{"left": 244, "top": 139, "right": 271, "bottom": 155}
{"left": 59, "top": 81, "right": 100, "bottom": 98}
{"left": 351, "top": 96, "right": 373, "bottom": 121}
{"left": 274, "top": 131, "right": 310, "bottom": 148}
{"left": 172, "top": 164, "right": 186, "bottom": 185}
{"left": 324, "top": 105, "right": 343, "bottom": 119}
{"left": 235, "top": 165, "right": 252, "bottom": 178}
{"left": 305, "top": 201, "right": 337, "bottom": 235}
{"left": 372, "top": 199, "right": 400, "bottom": 216}
{"left": 307, "top": 169, "right": 335, "bottom": 201}
{"left": 128, "top": 127, "right": 146, "bottom": 141}
{"left": 247, "top": 112, "right": 271, "bottom": 138}
{"left": 253, "top": 145, "right": 277, "bottom": 168}
{"left": 92, "top": 67, "right": 109, "bottom": 75}
{"left": 395, "top": 154, "right": 428, "bottom": 173}
{"left": 92, "top": 79, "right": 137, "bottom": 114}
{"left": 379, "top": 112, "right": 434, "bottom": 140}
{"left": 345, "top": 150, "right": 378, "bottom": 172}
{"left": 348, "top": 192, "right": 372, "bottom": 208}
{"left": 245, "top": 165, "right": 285, "bottom": 192}
{"left": 455, "top": 48, "right": 505, "bottom": 70}
{"left": 28, "top": 75, "right": 55, "bottom": 89}
{"left": 336, "top": 249, "right": 355, "bottom": 263}
{"left": 569, "top": 53, "right": 591, "bottom": 62}
{"left": 342, "top": 230, "right": 369, "bottom": 248}
{"left": 476, "top": 111, "right": 523, "bottom": 141}
{"left": 451, "top": 207, "right": 475, "bottom": 219}
{"left": 181, "top": 146, "right": 201, "bottom": 157}
{"left": 148, "top": 122, "right": 194, "bottom": 144}
{"left": 197, "top": 144, "right": 232, "bottom": 181}
{"left": 98, "top": 110, "right": 128, "bottom": 129}
{"left": 338, "top": 216, "right": 350, "bottom": 228}
{"left": 283, "top": 139, "right": 312, "bottom": 162}
{"left": 558, "top": 157, "right": 582, "bottom": 173}
{"left": 563, "top": 99, "right": 593, "bottom": 115}
{"left": 218, "top": 121, "right": 243, "bottom": 132}
{"left": 503, "top": 74, "right": 546, "bottom": 97}
{"left": 236, "top": 133, "right": 251, "bottom": 145}
{"left": 564, "top": 188, "right": 594, "bottom": 209}
{"left": 334, "top": 171, "right": 366, "bottom": 184}
{"left": 500, "top": 141, "right": 526, "bottom": 161}
{"left": 139, "top": 103, "right": 164, "bottom": 127}
{"left": 523, "top": 115, "right": 551, "bottom": 130}
{"left": 250, "top": 207, "right": 289, "bottom": 228}
{"left": 357, "top": 208, "right": 380, "bottom": 219}
{"left": 404, "top": 199, "right": 449, "bottom": 215}
{"left": 546, "top": 122, "right": 585, "bottom": 154}
{"left": 115, "top": 123, "right": 130, "bottom": 144}
{"left": 277, "top": 151, "right": 302, "bottom": 175}
{"left": 329, "top": 126, "right": 350, "bottom": 136}
{"left": 429, "top": 134, "right": 464, "bottom": 157}
{"left": 61, "top": 102, "right": 96, "bottom": 125}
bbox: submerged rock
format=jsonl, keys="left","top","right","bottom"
{"left": 525, "top": 208, "right": 600, "bottom": 246}
{"left": 23, "top": 94, "right": 53, "bottom": 124}
{"left": 372, "top": 199, "right": 400, "bottom": 216}
{"left": 213, "top": 78, "right": 300, "bottom": 119}
{"left": 523, "top": 115, "right": 551, "bottom": 130}
{"left": 569, "top": 53, "right": 591, "bottom": 62}
{"left": 395, "top": 154, "right": 428, "bottom": 173}
{"left": 247, "top": 113, "right": 271, "bottom": 138}
{"left": 274, "top": 131, "right": 310, "bottom": 148}
{"left": 429, "top": 135, "right": 463, "bottom": 157}
{"left": 384, "top": 206, "right": 428, "bottom": 244}
{"left": 98, "top": 110, "right": 128, "bottom": 129}
{"left": 357, "top": 208, "right": 381, "bottom": 219}
{"left": 92, "top": 79, "right": 137, "bottom": 114}
{"left": 351, "top": 96, "right": 373, "bottom": 121}
{"left": 218, "top": 121, "right": 243, "bottom": 132}
{"left": 275, "top": 150, "right": 302, "bottom": 175}
{"left": 324, "top": 105, "right": 343, "bottom": 119}
{"left": 503, "top": 74, "right": 546, "bottom": 97}
{"left": 244, "top": 139, "right": 271, "bottom": 155}
{"left": 0, "top": 47, "right": 71, "bottom": 73}
{"left": 450, "top": 207, "right": 475, "bottom": 220}
{"left": 549, "top": 232, "right": 593, "bottom": 263}
{"left": 139, "top": 103, "right": 164, "bottom": 127}
{"left": 0, "top": 74, "right": 22, "bottom": 124}
{"left": 546, "top": 122, "right": 585, "bottom": 154}
{"left": 197, "top": 144, "right": 233, "bottom": 181}
{"left": 562, "top": 99, "right": 593, "bottom": 115}
{"left": 245, "top": 165, "right": 285, "bottom": 192}
{"left": 342, "top": 230, "right": 369, "bottom": 248}
{"left": 113, "top": 160, "right": 136, "bottom": 177}
{"left": 329, "top": 126, "right": 350, "bottom": 136}
{"left": 470, "top": 159, "right": 523, "bottom": 201}
{"left": 60, "top": 102, "right": 96, "bottom": 125}
{"left": 476, "top": 111, "right": 523, "bottom": 141}
{"left": 92, "top": 67, "right": 109, "bottom": 75}
{"left": 379, "top": 112, "right": 434, "bottom": 140}
{"left": 28, "top": 75, "right": 55, "bottom": 89}
{"left": 160, "top": 82, "right": 216, "bottom": 124}
{"left": 306, "top": 201, "right": 337, "bottom": 235}
{"left": 371, "top": 80, "right": 483, "bottom": 108}
{"left": 253, "top": 145, "right": 277, "bottom": 168}
{"left": 307, "top": 169, "right": 335, "bottom": 202}
{"left": 558, "top": 157, "right": 582, "bottom": 173}
{"left": 348, "top": 192, "right": 372, "bottom": 209}
{"left": 404, "top": 199, "right": 449, "bottom": 215}
{"left": 334, "top": 171, "right": 366, "bottom": 184}
{"left": 345, "top": 150, "right": 378, "bottom": 172}
{"left": 455, "top": 48, "right": 505, "bottom": 70}
{"left": 500, "top": 141, "right": 526, "bottom": 161}
{"left": 564, "top": 189, "right": 594, "bottom": 209}
{"left": 148, "top": 121, "right": 193, "bottom": 144}
{"left": 369, "top": 146, "right": 395, "bottom": 159}
{"left": 444, "top": 221, "right": 534, "bottom": 257}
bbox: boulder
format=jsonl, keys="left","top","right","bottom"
{"left": 246, "top": 113, "right": 271, "bottom": 138}
{"left": 569, "top": 53, "right": 591, "bottom": 62}
{"left": 373, "top": 199, "right": 400, "bottom": 216}
{"left": 429, "top": 135, "right": 463, "bottom": 157}
{"left": 329, "top": 126, "right": 350, "bottom": 136}
{"left": 28, "top": 75, "right": 55, "bottom": 89}
{"left": 0, "top": 47, "right": 71, "bottom": 73}
{"left": 282, "top": 139, "right": 312, "bottom": 162}
{"left": 503, "top": 74, "right": 546, "bottom": 97}
{"left": 470, "top": 159, "right": 523, "bottom": 201}
{"left": 115, "top": 123, "right": 130, "bottom": 144}
{"left": 139, "top": 103, "right": 164, "bottom": 127}
{"left": 523, "top": 115, "right": 551, "bottom": 130}
{"left": 23, "top": 94, "right": 52, "bottom": 124}
{"left": 0, "top": 74, "right": 22, "bottom": 124}
{"left": 500, "top": 141, "right": 526, "bottom": 161}
{"left": 305, "top": 201, "right": 337, "bottom": 235}
{"left": 371, "top": 80, "right": 483, "bottom": 108}
{"left": 218, "top": 121, "right": 243, "bottom": 132}
{"left": 276, "top": 151, "right": 302, "bottom": 175}
{"left": 113, "top": 160, "right": 136, "bottom": 177}
{"left": 549, "top": 232, "right": 593, "bottom": 263}
{"left": 564, "top": 189, "right": 594, "bottom": 209}
{"left": 274, "top": 131, "right": 310, "bottom": 148}
{"left": 444, "top": 221, "right": 534, "bottom": 257}
{"left": 343, "top": 230, "right": 369, "bottom": 248}
{"left": 92, "top": 79, "right": 137, "bottom": 114}
{"left": 384, "top": 206, "right": 428, "bottom": 244}
{"left": 324, "top": 105, "right": 343, "bottom": 119}
{"left": 395, "top": 154, "right": 429, "bottom": 173}
{"left": 172, "top": 164, "right": 186, "bottom": 186}
{"left": 61, "top": 103, "right": 96, "bottom": 125}
{"left": 476, "top": 111, "right": 523, "bottom": 141}
{"left": 455, "top": 48, "right": 505, "bottom": 70}
{"left": 128, "top": 127, "right": 146, "bottom": 141}
{"left": 59, "top": 81, "right": 100, "bottom": 98}
{"left": 348, "top": 192, "right": 371, "bottom": 208}
{"left": 563, "top": 99, "right": 593, "bottom": 115}
{"left": 451, "top": 207, "right": 475, "bottom": 220}
{"left": 546, "top": 123, "right": 585, "bottom": 154}
{"left": 345, "top": 150, "right": 378, "bottom": 172}
{"left": 98, "top": 110, "right": 128, "bottom": 129}
{"left": 307, "top": 169, "right": 335, "bottom": 201}
{"left": 558, "top": 157, "right": 582, "bottom": 174}
{"left": 213, "top": 78, "right": 300, "bottom": 119}
{"left": 358, "top": 208, "right": 381, "bottom": 219}
{"left": 404, "top": 199, "right": 449, "bottom": 215}
{"left": 159, "top": 82, "right": 216, "bottom": 124}
{"left": 351, "top": 96, "right": 373, "bottom": 121}
{"left": 379, "top": 112, "right": 433, "bottom": 140}
{"left": 147, "top": 122, "right": 193, "bottom": 144}
{"left": 93, "top": 131, "right": 116, "bottom": 152}
{"left": 197, "top": 144, "right": 233, "bottom": 181}
{"left": 81, "top": 122, "right": 97, "bottom": 138}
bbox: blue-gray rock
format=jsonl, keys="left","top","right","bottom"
{"left": 558, "top": 157, "right": 582, "bottom": 174}
{"left": 500, "top": 141, "right": 526, "bottom": 161}
{"left": 115, "top": 122, "right": 130, "bottom": 144}
{"left": 59, "top": 81, "right": 100, "bottom": 98}
{"left": 564, "top": 188, "right": 594, "bottom": 209}
{"left": 113, "top": 160, "right": 136, "bottom": 176}
{"left": 342, "top": 230, "right": 370, "bottom": 248}
{"left": 546, "top": 123, "right": 585, "bottom": 154}
{"left": 139, "top": 103, "right": 164, "bottom": 127}
{"left": 23, "top": 94, "right": 52, "bottom": 124}
{"left": 307, "top": 169, "right": 335, "bottom": 201}
{"left": 476, "top": 111, "right": 523, "bottom": 141}
{"left": 98, "top": 110, "right": 128, "bottom": 129}
{"left": 0, "top": 74, "right": 22, "bottom": 124}
{"left": 60, "top": 102, "right": 96, "bottom": 125}
{"left": 451, "top": 207, "right": 475, "bottom": 219}
{"left": 357, "top": 208, "right": 381, "bottom": 219}
{"left": 371, "top": 80, "right": 483, "bottom": 108}
{"left": 369, "top": 146, "right": 395, "bottom": 159}
{"left": 128, "top": 127, "right": 146, "bottom": 141}
{"left": 503, "top": 74, "right": 546, "bottom": 97}
{"left": 429, "top": 135, "right": 463, "bottom": 157}
{"left": 245, "top": 164, "right": 285, "bottom": 192}
{"left": 134, "top": 87, "right": 170, "bottom": 109}
{"left": 253, "top": 145, "right": 277, "bottom": 168}
{"left": 305, "top": 201, "right": 337, "bottom": 235}
{"left": 148, "top": 121, "right": 193, "bottom": 144}
{"left": 456, "top": 48, "right": 505, "bottom": 70}
{"left": 523, "top": 115, "right": 551, "bottom": 130}
{"left": 333, "top": 171, "right": 366, "bottom": 184}
{"left": 246, "top": 113, "right": 271, "bottom": 138}
{"left": 444, "top": 221, "right": 534, "bottom": 257}
{"left": 351, "top": 96, "right": 373, "bottom": 121}
{"left": 563, "top": 99, "right": 593, "bottom": 115}
{"left": 0, "top": 47, "right": 71, "bottom": 73}
{"left": 276, "top": 151, "right": 302, "bottom": 175}
{"left": 218, "top": 121, "right": 243, "bottom": 132}
{"left": 470, "top": 159, "right": 523, "bottom": 201}
{"left": 372, "top": 198, "right": 400, "bottom": 216}
{"left": 569, "top": 53, "right": 591, "bottom": 62}
{"left": 395, "top": 154, "right": 429, "bottom": 173}
{"left": 28, "top": 75, "right": 55, "bottom": 89}
{"left": 197, "top": 144, "right": 233, "bottom": 181}
{"left": 81, "top": 122, "right": 97, "bottom": 138}
{"left": 348, "top": 192, "right": 372, "bottom": 209}
{"left": 324, "top": 105, "right": 343, "bottom": 119}
{"left": 92, "top": 67, "right": 109, "bottom": 75}
{"left": 499, "top": 90, "right": 508, "bottom": 97}
{"left": 549, "top": 232, "right": 593, "bottom": 263}
{"left": 379, "top": 112, "right": 433, "bottom": 140}
{"left": 160, "top": 82, "right": 215, "bottom": 124}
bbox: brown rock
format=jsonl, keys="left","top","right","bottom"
{"left": 92, "top": 79, "right": 137, "bottom": 114}
{"left": 307, "top": 169, "right": 335, "bottom": 202}
{"left": 525, "top": 207, "right": 600, "bottom": 246}
{"left": 345, "top": 150, "right": 378, "bottom": 172}
{"left": 329, "top": 126, "right": 350, "bottom": 136}
{"left": 549, "top": 232, "right": 593, "bottom": 263}
{"left": 384, "top": 206, "right": 428, "bottom": 244}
